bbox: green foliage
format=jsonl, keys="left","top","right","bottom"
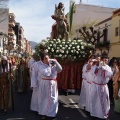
{"left": 69, "top": 1, "right": 75, "bottom": 34}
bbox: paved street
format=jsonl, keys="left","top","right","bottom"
{"left": 0, "top": 90, "right": 120, "bottom": 120}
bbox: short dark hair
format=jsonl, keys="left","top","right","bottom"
{"left": 39, "top": 51, "right": 48, "bottom": 61}
{"left": 101, "top": 56, "right": 109, "bottom": 60}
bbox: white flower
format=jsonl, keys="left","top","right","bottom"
{"left": 45, "top": 49, "right": 48, "bottom": 52}
{"left": 51, "top": 48, "right": 54, "bottom": 52}
{"left": 50, "top": 41, "right": 53, "bottom": 44}
{"left": 62, "top": 47, "right": 65, "bottom": 50}
{"left": 66, "top": 51, "right": 68, "bottom": 54}
{"left": 76, "top": 46, "right": 79, "bottom": 49}
{"left": 68, "top": 47, "right": 71, "bottom": 50}
{"left": 88, "top": 43, "right": 91, "bottom": 46}
{"left": 69, "top": 44, "right": 72, "bottom": 47}
{"left": 53, "top": 44, "right": 56, "bottom": 47}
{"left": 59, "top": 54, "right": 62, "bottom": 57}
{"left": 57, "top": 39, "right": 61, "bottom": 42}
{"left": 62, "top": 42, "right": 65, "bottom": 44}
{"left": 49, "top": 44, "right": 52, "bottom": 46}
{"left": 68, "top": 40, "right": 71, "bottom": 42}
{"left": 71, "top": 50, "right": 73, "bottom": 53}
{"left": 57, "top": 47, "right": 59, "bottom": 49}
{"left": 74, "top": 56, "right": 76, "bottom": 59}
{"left": 65, "top": 45, "right": 68, "bottom": 47}
{"left": 48, "top": 47, "right": 50, "bottom": 50}
{"left": 81, "top": 46, "right": 84, "bottom": 49}
{"left": 76, "top": 51, "right": 79, "bottom": 54}
{"left": 73, "top": 40, "right": 76, "bottom": 42}
{"left": 62, "top": 39, "right": 65, "bottom": 42}
{"left": 61, "top": 50, "right": 64, "bottom": 53}
{"left": 78, "top": 40, "right": 82, "bottom": 42}
{"left": 56, "top": 50, "right": 59, "bottom": 53}
{"left": 60, "top": 45, "right": 62, "bottom": 47}
{"left": 72, "top": 47, "right": 75, "bottom": 49}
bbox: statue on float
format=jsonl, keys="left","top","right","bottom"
{"left": 51, "top": 2, "right": 69, "bottom": 40}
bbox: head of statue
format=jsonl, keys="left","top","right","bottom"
{"left": 58, "top": 2, "right": 64, "bottom": 9}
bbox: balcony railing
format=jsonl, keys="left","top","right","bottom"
{"left": 8, "top": 28, "right": 15, "bottom": 35}
{"left": 9, "top": 19, "right": 15, "bottom": 27}
{"left": 8, "top": 37, "right": 14, "bottom": 43}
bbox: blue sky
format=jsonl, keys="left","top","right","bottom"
{"left": 9, "top": 0, "right": 120, "bottom": 43}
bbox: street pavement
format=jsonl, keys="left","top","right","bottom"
{"left": 0, "top": 89, "right": 120, "bottom": 120}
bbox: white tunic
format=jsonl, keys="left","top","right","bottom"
{"left": 90, "top": 65, "right": 113, "bottom": 119}
{"left": 30, "top": 61, "right": 40, "bottom": 112}
{"left": 28, "top": 58, "right": 35, "bottom": 82}
{"left": 85, "top": 65, "right": 93, "bottom": 112}
{"left": 31, "top": 60, "right": 62, "bottom": 117}
{"left": 79, "top": 64, "right": 87, "bottom": 109}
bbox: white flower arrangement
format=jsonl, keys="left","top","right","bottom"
{"left": 35, "top": 39, "right": 94, "bottom": 61}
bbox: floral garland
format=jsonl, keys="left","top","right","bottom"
{"left": 35, "top": 39, "right": 95, "bottom": 61}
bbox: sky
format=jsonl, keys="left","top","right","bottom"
{"left": 9, "top": 0, "right": 120, "bottom": 43}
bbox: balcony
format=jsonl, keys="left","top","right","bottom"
{"left": 19, "top": 34, "right": 23, "bottom": 40}
{"left": 8, "top": 37, "right": 14, "bottom": 43}
{"left": 9, "top": 19, "right": 15, "bottom": 27}
{"left": 8, "top": 28, "right": 15, "bottom": 35}
{"left": 9, "top": 13, "right": 15, "bottom": 20}
{"left": 19, "top": 29, "right": 24, "bottom": 34}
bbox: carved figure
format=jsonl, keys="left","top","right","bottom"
{"left": 51, "top": 2, "right": 69, "bottom": 40}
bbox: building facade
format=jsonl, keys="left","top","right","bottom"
{"left": 0, "top": 8, "right": 9, "bottom": 55}
{"left": 95, "top": 17, "right": 111, "bottom": 56}
{"left": 109, "top": 8, "right": 120, "bottom": 58}
{"left": 71, "top": 3, "right": 116, "bottom": 38}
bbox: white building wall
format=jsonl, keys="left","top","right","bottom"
{"left": 71, "top": 4, "right": 116, "bottom": 37}
{"left": 0, "top": 8, "right": 9, "bottom": 34}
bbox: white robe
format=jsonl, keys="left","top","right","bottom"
{"left": 79, "top": 64, "right": 87, "bottom": 109}
{"left": 90, "top": 65, "right": 113, "bottom": 119}
{"left": 85, "top": 65, "right": 93, "bottom": 112}
{"left": 28, "top": 58, "right": 35, "bottom": 82}
{"left": 31, "top": 60, "right": 62, "bottom": 117}
{"left": 30, "top": 61, "right": 40, "bottom": 112}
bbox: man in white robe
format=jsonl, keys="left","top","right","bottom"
{"left": 30, "top": 61, "right": 39, "bottom": 112}
{"left": 85, "top": 59, "right": 94, "bottom": 112}
{"left": 79, "top": 61, "right": 88, "bottom": 109}
{"left": 31, "top": 52, "right": 62, "bottom": 119}
{"left": 28, "top": 56, "right": 35, "bottom": 82}
{"left": 90, "top": 57, "right": 113, "bottom": 119}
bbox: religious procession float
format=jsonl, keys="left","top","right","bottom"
{"left": 34, "top": 1, "right": 95, "bottom": 92}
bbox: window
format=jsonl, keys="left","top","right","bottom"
{"left": 115, "top": 27, "right": 119, "bottom": 36}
